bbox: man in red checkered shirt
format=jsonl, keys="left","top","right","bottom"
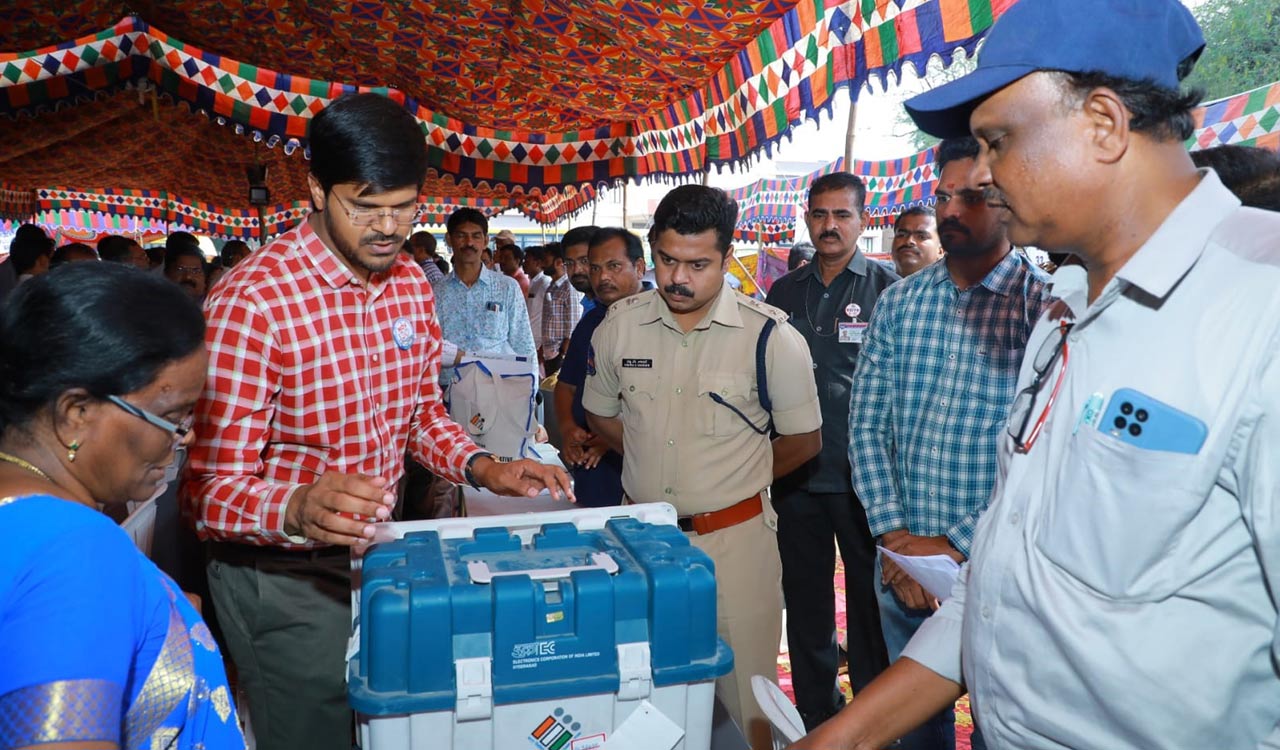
{"left": 184, "top": 93, "right": 571, "bottom": 750}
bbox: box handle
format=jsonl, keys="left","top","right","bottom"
{"left": 467, "top": 552, "right": 619, "bottom": 584}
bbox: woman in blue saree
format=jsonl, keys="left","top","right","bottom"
{"left": 0, "top": 261, "right": 244, "bottom": 749}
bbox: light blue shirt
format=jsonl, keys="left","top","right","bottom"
{"left": 905, "top": 171, "right": 1280, "bottom": 749}
{"left": 433, "top": 266, "right": 535, "bottom": 358}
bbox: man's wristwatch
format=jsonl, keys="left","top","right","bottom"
{"left": 464, "top": 451, "right": 494, "bottom": 489}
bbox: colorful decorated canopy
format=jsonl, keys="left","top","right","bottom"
{"left": 733, "top": 74, "right": 1280, "bottom": 247}
{"left": 730, "top": 146, "right": 937, "bottom": 242}
{"left": 1191, "top": 78, "right": 1280, "bottom": 152}
{"left": 0, "top": 1, "right": 1013, "bottom": 235}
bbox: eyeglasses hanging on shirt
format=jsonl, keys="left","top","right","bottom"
{"left": 1007, "top": 319, "right": 1074, "bottom": 453}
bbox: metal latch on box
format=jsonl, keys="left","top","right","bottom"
{"left": 455, "top": 657, "right": 493, "bottom": 720}
{"left": 616, "top": 642, "right": 652, "bottom": 701}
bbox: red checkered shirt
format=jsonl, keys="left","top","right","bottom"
{"left": 185, "top": 218, "right": 481, "bottom": 548}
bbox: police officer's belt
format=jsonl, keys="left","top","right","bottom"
{"left": 677, "top": 492, "right": 764, "bottom": 535}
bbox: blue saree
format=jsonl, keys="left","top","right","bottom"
{"left": 0, "top": 494, "right": 245, "bottom": 749}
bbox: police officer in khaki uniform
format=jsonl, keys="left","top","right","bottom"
{"left": 583, "top": 185, "right": 822, "bottom": 750}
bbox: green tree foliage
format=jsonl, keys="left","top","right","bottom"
{"left": 893, "top": 51, "right": 977, "bottom": 153}
{"left": 1184, "top": 0, "right": 1280, "bottom": 102}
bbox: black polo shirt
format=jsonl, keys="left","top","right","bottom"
{"left": 765, "top": 251, "right": 900, "bottom": 494}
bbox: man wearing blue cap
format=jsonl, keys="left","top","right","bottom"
{"left": 793, "top": 1, "right": 1280, "bottom": 748}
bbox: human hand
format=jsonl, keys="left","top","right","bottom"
{"left": 891, "top": 577, "right": 933, "bottom": 611}
{"left": 788, "top": 713, "right": 865, "bottom": 750}
{"left": 284, "top": 472, "right": 396, "bottom": 546}
{"left": 473, "top": 456, "right": 575, "bottom": 502}
{"left": 577, "top": 435, "right": 607, "bottom": 469}
{"left": 883, "top": 532, "right": 964, "bottom": 564}
{"left": 562, "top": 425, "right": 592, "bottom": 466}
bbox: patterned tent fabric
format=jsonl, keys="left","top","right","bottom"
{"left": 729, "top": 176, "right": 804, "bottom": 243}
{"left": 0, "top": 0, "right": 1010, "bottom": 225}
{"left": 0, "top": 181, "right": 34, "bottom": 221}
{"left": 1191, "top": 79, "right": 1280, "bottom": 152}
{"left": 733, "top": 75, "right": 1280, "bottom": 247}
{"left": 731, "top": 145, "right": 937, "bottom": 243}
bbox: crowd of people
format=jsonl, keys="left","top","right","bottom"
{"left": 2, "top": 0, "right": 1280, "bottom": 748}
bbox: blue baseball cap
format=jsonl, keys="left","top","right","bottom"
{"left": 905, "top": 0, "right": 1205, "bottom": 138}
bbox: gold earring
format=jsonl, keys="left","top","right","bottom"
{"left": 67, "top": 440, "right": 80, "bottom": 463}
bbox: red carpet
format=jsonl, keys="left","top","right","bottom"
{"left": 777, "top": 558, "right": 974, "bottom": 747}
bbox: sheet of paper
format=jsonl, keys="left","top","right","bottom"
{"left": 599, "top": 700, "right": 684, "bottom": 750}
{"left": 876, "top": 546, "right": 961, "bottom": 601}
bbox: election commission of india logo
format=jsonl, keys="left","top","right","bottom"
{"left": 527, "top": 706, "right": 585, "bottom": 750}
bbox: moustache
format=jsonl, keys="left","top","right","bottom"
{"left": 362, "top": 232, "right": 401, "bottom": 245}
{"left": 663, "top": 283, "right": 694, "bottom": 298}
{"left": 939, "top": 220, "right": 970, "bottom": 236}
{"left": 819, "top": 231, "right": 841, "bottom": 240}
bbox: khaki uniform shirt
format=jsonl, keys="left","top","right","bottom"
{"left": 582, "top": 284, "right": 821, "bottom": 514}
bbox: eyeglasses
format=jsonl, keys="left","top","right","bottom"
{"left": 935, "top": 190, "right": 987, "bottom": 207}
{"left": 1007, "top": 320, "right": 1073, "bottom": 453}
{"left": 331, "top": 192, "right": 423, "bottom": 227}
{"left": 106, "top": 395, "right": 195, "bottom": 443}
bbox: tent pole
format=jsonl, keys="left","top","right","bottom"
{"left": 844, "top": 101, "right": 858, "bottom": 167}
{"left": 757, "top": 238, "right": 765, "bottom": 296}
{"left": 622, "top": 181, "right": 628, "bottom": 229}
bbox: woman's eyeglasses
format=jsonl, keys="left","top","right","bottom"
{"left": 1007, "top": 320, "right": 1074, "bottom": 453}
{"left": 106, "top": 395, "right": 195, "bottom": 443}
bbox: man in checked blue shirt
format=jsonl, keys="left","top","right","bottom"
{"left": 847, "top": 136, "right": 1051, "bottom": 750}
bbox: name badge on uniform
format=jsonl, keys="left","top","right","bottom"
{"left": 392, "top": 317, "right": 415, "bottom": 350}
{"left": 838, "top": 321, "right": 868, "bottom": 344}
{"left": 622, "top": 358, "right": 653, "bottom": 368}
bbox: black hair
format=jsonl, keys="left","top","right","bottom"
{"left": 894, "top": 205, "right": 937, "bottom": 231}
{"left": 808, "top": 172, "right": 867, "bottom": 211}
{"left": 1190, "top": 145, "right": 1280, "bottom": 211}
{"left": 9, "top": 224, "right": 54, "bottom": 275}
{"left": 561, "top": 225, "right": 599, "bottom": 250}
{"left": 446, "top": 207, "right": 488, "bottom": 235}
{"left": 524, "top": 245, "right": 546, "bottom": 262}
{"left": 435, "top": 257, "right": 450, "bottom": 274}
{"left": 164, "top": 232, "right": 204, "bottom": 271}
{"left": 588, "top": 227, "right": 644, "bottom": 262}
{"left": 786, "top": 241, "right": 815, "bottom": 271}
{"left": 0, "top": 262, "right": 206, "bottom": 433}
{"left": 936, "top": 137, "right": 981, "bottom": 173}
{"left": 495, "top": 242, "right": 525, "bottom": 262}
{"left": 308, "top": 93, "right": 427, "bottom": 195}
{"left": 544, "top": 241, "right": 566, "bottom": 262}
{"left": 651, "top": 185, "right": 737, "bottom": 256}
{"left": 220, "top": 240, "right": 250, "bottom": 268}
{"left": 409, "top": 230, "right": 437, "bottom": 256}
{"left": 1055, "top": 71, "right": 1203, "bottom": 142}
{"left": 97, "top": 235, "right": 137, "bottom": 264}
{"left": 49, "top": 243, "right": 97, "bottom": 268}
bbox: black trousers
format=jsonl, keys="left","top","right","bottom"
{"left": 774, "top": 488, "right": 888, "bottom": 730}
